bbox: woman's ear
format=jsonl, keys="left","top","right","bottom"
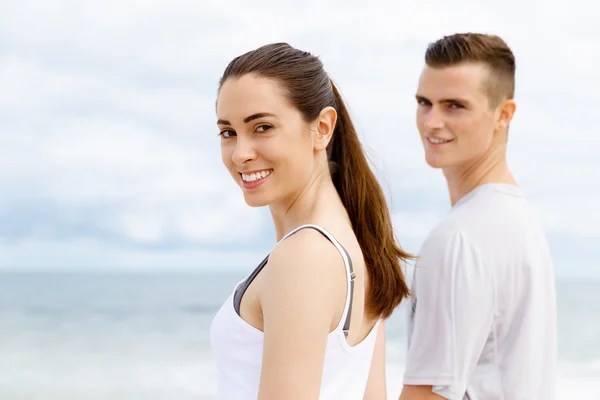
{"left": 313, "top": 106, "right": 337, "bottom": 151}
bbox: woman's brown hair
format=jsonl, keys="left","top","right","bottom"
{"left": 218, "top": 43, "right": 412, "bottom": 318}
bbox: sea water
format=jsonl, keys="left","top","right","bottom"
{"left": 0, "top": 272, "right": 598, "bottom": 399}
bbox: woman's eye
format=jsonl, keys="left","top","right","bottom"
{"left": 256, "top": 125, "right": 272, "bottom": 133}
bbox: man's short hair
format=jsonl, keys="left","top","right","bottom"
{"left": 425, "top": 33, "right": 516, "bottom": 107}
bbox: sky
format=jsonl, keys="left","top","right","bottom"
{"left": 0, "top": 0, "right": 598, "bottom": 278}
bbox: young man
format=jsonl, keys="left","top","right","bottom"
{"left": 398, "top": 33, "right": 558, "bottom": 399}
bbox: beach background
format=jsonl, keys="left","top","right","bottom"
{"left": 1, "top": 0, "right": 598, "bottom": 399}
{"left": 1, "top": 271, "right": 599, "bottom": 399}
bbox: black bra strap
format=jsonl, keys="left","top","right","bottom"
{"left": 233, "top": 254, "right": 269, "bottom": 315}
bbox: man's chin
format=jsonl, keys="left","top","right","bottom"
{"left": 425, "top": 156, "right": 447, "bottom": 169}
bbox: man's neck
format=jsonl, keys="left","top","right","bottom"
{"left": 443, "top": 139, "right": 517, "bottom": 207}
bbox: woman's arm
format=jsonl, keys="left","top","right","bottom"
{"left": 257, "top": 229, "right": 347, "bottom": 400}
{"left": 363, "top": 320, "right": 388, "bottom": 399}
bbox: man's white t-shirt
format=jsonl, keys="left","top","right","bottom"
{"left": 403, "top": 183, "right": 557, "bottom": 400}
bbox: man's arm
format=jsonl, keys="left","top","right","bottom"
{"left": 398, "top": 385, "right": 446, "bottom": 400}
{"left": 399, "top": 228, "right": 494, "bottom": 400}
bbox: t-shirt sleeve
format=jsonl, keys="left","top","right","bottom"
{"left": 403, "top": 228, "right": 495, "bottom": 400}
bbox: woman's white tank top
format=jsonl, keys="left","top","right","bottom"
{"left": 209, "top": 224, "right": 381, "bottom": 399}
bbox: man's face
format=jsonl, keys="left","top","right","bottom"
{"left": 415, "top": 62, "right": 502, "bottom": 170}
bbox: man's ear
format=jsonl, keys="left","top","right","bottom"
{"left": 496, "top": 98, "right": 516, "bottom": 132}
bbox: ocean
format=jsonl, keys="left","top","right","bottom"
{"left": 0, "top": 272, "right": 598, "bottom": 399}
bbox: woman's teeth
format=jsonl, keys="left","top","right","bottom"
{"left": 241, "top": 170, "right": 272, "bottom": 182}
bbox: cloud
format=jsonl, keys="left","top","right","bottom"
{"left": 0, "top": 0, "right": 597, "bottom": 276}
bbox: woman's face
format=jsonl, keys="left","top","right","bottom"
{"left": 216, "top": 74, "right": 319, "bottom": 208}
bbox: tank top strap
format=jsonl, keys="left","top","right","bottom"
{"left": 281, "top": 224, "right": 355, "bottom": 338}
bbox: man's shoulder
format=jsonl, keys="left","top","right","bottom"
{"left": 418, "top": 225, "right": 477, "bottom": 265}
{"left": 440, "top": 186, "right": 543, "bottom": 242}
{"left": 418, "top": 185, "right": 552, "bottom": 273}
{"left": 453, "top": 183, "right": 535, "bottom": 222}
{"left": 422, "top": 209, "right": 476, "bottom": 246}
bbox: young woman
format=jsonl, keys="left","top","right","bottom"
{"left": 210, "top": 42, "right": 412, "bottom": 400}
